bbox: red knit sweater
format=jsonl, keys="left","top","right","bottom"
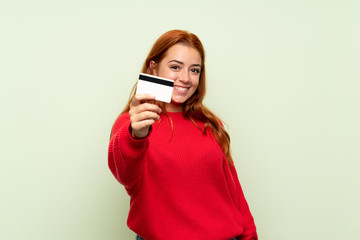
{"left": 108, "top": 112, "right": 257, "bottom": 240}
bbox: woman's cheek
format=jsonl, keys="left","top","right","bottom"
{"left": 166, "top": 71, "right": 178, "bottom": 80}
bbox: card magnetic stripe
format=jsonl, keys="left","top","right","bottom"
{"left": 139, "top": 74, "right": 174, "bottom": 87}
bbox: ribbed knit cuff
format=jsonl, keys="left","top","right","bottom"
{"left": 119, "top": 121, "right": 150, "bottom": 150}
{"left": 129, "top": 125, "right": 153, "bottom": 140}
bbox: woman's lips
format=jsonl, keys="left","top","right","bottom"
{"left": 174, "top": 86, "right": 190, "bottom": 94}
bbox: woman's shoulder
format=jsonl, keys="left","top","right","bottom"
{"left": 116, "top": 112, "right": 130, "bottom": 120}
{"left": 111, "top": 112, "right": 130, "bottom": 138}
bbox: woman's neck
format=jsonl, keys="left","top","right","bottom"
{"left": 165, "top": 102, "right": 183, "bottom": 112}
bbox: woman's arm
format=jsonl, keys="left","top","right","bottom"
{"left": 108, "top": 113, "right": 150, "bottom": 193}
{"left": 108, "top": 94, "right": 161, "bottom": 193}
{"left": 229, "top": 165, "right": 258, "bottom": 240}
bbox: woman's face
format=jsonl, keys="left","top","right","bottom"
{"left": 151, "top": 43, "right": 202, "bottom": 112}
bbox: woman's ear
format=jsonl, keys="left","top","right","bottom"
{"left": 149, "top": 60, "right": 158, "bottom": 75}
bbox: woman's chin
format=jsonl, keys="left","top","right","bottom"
{"left": 171, "top": 96, "right": 188, "bottom": 104}
{"left": 165, "top": 100, "right": 184, "bottom": 112}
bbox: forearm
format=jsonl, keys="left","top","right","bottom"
{"left": 230, "top": 165, "right": 258, "bottom": 239}
{"left": 108, "top": 120, "right": 149, "bottom": 190}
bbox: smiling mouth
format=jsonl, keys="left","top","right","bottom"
{"left": 174, "top": 86, "right": 190, "bottom": 93}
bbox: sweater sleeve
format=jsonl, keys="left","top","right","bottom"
{"left": 230, "top": 164, "right": 258, "bottom": 240}
{"left": 217, "top": 119, "right": 257, "bottom": 239}
{"left": 108, "top": 113, "right": 149, "bottom": 194}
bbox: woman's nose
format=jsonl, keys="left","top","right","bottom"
{"left": 179, "top": 70, "right": 190, "bottom": 83}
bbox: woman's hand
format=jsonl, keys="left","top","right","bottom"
{"left": 129, "top": 94, "right": 162, "bottom": 139}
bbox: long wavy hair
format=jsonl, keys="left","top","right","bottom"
{"left": 113, "top": 29, "right": 233, "bottom": 165}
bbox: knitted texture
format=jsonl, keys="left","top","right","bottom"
{"left": 108, "top": 112, "right": 257, "bottom": 240}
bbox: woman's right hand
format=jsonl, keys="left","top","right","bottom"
{"left": 129, "top": 94, "right": 162, "bottom": 139}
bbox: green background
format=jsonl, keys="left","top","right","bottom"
{"left": 1, "top": 0, "right": 359, "bottom": 239}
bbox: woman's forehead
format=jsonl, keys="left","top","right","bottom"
{"left": 162, "top": 44, "right": 202, "bottom": 64}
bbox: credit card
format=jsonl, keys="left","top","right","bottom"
{"left": 136, "top": 73, "right": 174, "bottom": 103}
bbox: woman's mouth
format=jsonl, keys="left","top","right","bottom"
{"left": 174, "top": 86, "right": 189, "bottom": 94}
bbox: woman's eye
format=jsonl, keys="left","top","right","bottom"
{"left": 191, "top": 68, "right": 200, "bottom": 74}
{"left": 170, "top": 65, "right": 180, "bottom": 70}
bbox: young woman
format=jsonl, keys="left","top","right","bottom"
{"left": 108, "top": 30, "right": 258, "bottom": 240}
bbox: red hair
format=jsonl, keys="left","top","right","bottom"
{"left": 115, "top": 29, "right": 233, "bottom": 165}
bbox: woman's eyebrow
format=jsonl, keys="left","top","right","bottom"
{"left": 168, "top": 60, "right": 201, "bottom": 67}
{"left": 168, "top": 60, "right": 184, "bottom": 65}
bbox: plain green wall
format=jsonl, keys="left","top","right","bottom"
{"left": 1, "top": 0, "right": 359, "bottom": 239}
